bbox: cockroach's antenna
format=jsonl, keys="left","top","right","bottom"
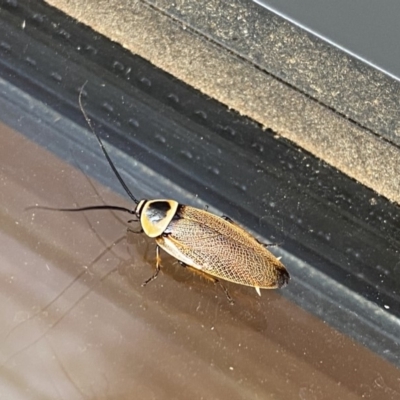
{"left": 78, "top": 82, "right": 139, "bottom": 205}
{"left": 25, "top": 204, "right": 136, "bottom": 215}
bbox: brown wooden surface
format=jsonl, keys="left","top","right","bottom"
{"left": 1, "top": 123, "right": 399, "bottom": 399}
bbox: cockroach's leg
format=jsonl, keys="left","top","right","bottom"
{"left": 141, "top": 245, "right": 162, "bottom": 286}
{"left": 260, "top": 241, "right": 283, "bottom": 248}
{"left": 207, "top": 276, "right": 234, "bottom": 305}
{"left": 216, "top": 280, "right": 234, "bottom": 305}
{"left": 127, "top": 217, "right": 142, "bottom": 234}
{"left": 221, "top": 215, "right": 234, "bottom": 223}
{"left": 127, "top": 226, "right": 143, "bottom": 234}
{"left": 186, "top": 266, "right": 234, "bottom": 305}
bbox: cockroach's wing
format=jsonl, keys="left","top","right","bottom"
{"left": 157, "top": 205, "right": 289, "bottom": 289}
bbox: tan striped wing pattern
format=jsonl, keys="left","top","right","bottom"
{"left": 156, "top": 206, "right": 289, "bottom": 289}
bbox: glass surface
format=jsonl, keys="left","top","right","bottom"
{"left": 254, "top": 0, "right": 400, "bottom": 80}
{"left": 0, "top": 89, "right": 399, "bottom": 399}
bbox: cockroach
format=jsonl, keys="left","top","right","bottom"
{"left": 31, "top": 86, "right": 289, "bottom": 301}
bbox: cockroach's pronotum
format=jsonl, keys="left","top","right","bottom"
{"left": 30, "top": 85, "right": 289, "bottom": 302}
